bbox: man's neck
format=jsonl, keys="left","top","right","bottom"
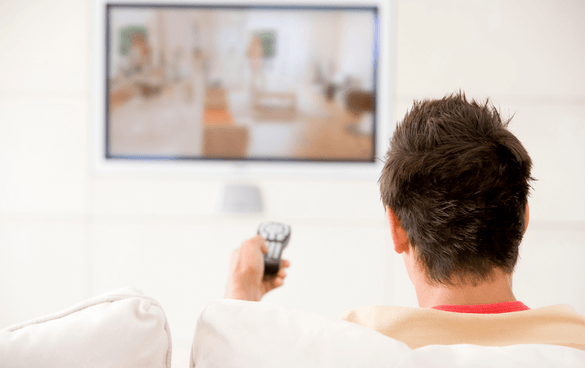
{"left": 415, "top": 269, "right": 517, "bottom": 308}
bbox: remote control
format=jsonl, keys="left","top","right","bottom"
{"left": 257, "top": 222, "right": 291, "bottom": 275}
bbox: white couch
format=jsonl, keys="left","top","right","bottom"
{"left": 2, "top": 290, "right": 584, "bottom": 367}
{"left": 0, "top": 287, "right": 171, "bottom": 368}
{"left": 190, "top": 299, "right": 585, "bottom": 368}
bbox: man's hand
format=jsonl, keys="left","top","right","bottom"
{"left": 225, "top": 235, "right": 290, "bottom": 301}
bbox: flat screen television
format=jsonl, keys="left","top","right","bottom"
{"left": 93, "top": 0, "right": 391, "bottom": 177}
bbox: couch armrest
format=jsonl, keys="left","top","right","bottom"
{"left": 0, "top": 287, "right": 171, "bottom": 368}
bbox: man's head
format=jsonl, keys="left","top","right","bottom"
{"left": 380, "top": 93, "right": 533, "bottom": 286}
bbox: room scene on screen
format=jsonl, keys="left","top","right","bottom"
{"left": 107, "top": 6, "right": 377, "bottom": 161}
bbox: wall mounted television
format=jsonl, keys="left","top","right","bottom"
{"left": 93, "top": 0, "right": 391, "bottom": 177}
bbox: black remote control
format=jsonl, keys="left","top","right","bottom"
{"left": 257, "top": 222, "right": 291, "bottom": 275}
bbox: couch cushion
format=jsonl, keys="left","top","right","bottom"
{"left": 0, "top": 287, "right": 171, "bottom": 368}
{"left": 191, "top": 299, "right": 585, "bottom": 368}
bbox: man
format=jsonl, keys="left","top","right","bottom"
{"left": 225, "top": 93, "right": 585, "bottom": 350}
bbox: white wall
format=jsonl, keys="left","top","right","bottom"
{"left": 1, "top": 0, "right": 584, "bottom": 367}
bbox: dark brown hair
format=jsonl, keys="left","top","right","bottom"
{"left": 380, "top": 93, "right": 533, "bottom": 286}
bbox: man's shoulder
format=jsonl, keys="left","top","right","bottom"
{"left": 341, "top": 303, "right": 585, "bottom": 320}
{"left": 340, "top": 304, "right": 585, "bottom": 350}
{"left": 340, "top": 305, "right": 419, "bottom": 325}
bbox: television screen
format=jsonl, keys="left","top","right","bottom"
{"left": 106, "top": 4, "right": 379, "bottom": 162}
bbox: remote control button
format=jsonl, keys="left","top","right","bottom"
{"left": 269, "top": 241, "right": 277, "bottom": 258}
{"left": 268, "top": 242, "right": 274, "bottom": 257}
{"left": 273, "top": 243, "right": 282, "bottom": 258}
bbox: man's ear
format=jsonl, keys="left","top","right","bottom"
{"left": 386, "top": 206, "right": 409, "bottom": 254}
{"left": 523, "top": 202, "right": 530, "bottom": 236}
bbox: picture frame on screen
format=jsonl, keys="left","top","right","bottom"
{"left": 92, "top": 0, "right": 391, "bottom": 179}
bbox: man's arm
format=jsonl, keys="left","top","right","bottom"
{"left": 225, "top": 235, "right": 290, "bottom": 301}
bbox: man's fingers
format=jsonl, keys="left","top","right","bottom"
{"left": 276, "top": 268, "right": 287, "bottom": 279}
{"left": 241, "top": 235, "right": 267, "bottom": 253}
{"left": 266, "top": 277, "right": 284, "bottom": 291}
{"left": 252, "top": 235, "right": 268, "bottom": 253}
{"left": 263, "top": 273, "right": 286, "bottom": 291}
{"left": 281, "top": 259, "right": 290, "bottom": 269}
{"left": 273, "top": 278, "right": 284, "bottom": 287}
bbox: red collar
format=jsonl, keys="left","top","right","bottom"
{"left": 432, "top": 301, "right": 530, "bottom": 314}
